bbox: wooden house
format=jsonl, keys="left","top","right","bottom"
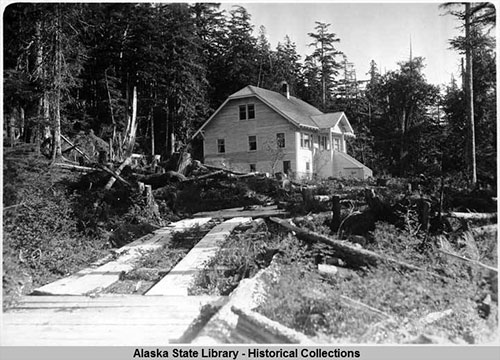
{"left": 193, "top": 84, "right": 372, "bottom": 179}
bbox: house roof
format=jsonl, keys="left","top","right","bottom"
{"left": 310, "top": 113, "right": 354, "bottom": 134}
{"left": 193, "top": 85, "right": 355, "bottom": 137}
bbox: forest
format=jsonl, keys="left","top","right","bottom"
{"left": 3, "top": 2, "right": 496, "bottom": 185}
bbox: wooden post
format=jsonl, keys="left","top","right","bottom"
{"left": 330, "top": 195, "right": 341, "bottom": 232}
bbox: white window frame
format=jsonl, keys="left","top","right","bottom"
{"left": 217, "top": 138, "right": 225, "bottom": 153}
{"left": 248, "top": 135, "right": 257, "bottom": 151}
{"left": 277, "top": 133, "right": 285, "bottom": 148}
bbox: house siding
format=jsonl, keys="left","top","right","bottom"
{"left": 203, "top": 97, "right": 297, "bottom": 174}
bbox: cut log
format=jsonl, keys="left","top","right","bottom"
{"left": 418, "top": 309, "right": 453, "bottom": 326}
{"left": 61, "top": 134, "right": 132, "bottom": 188}
{"left": 330, "top": 195, "right": 341, "bottom": 232}
{"left": 182, "top": 170, "right": 225, "bottom": 183}
{"left": 104, "top": 156, "right": 132, "bottom": 190}
{"left": 204, "top": 164, "right": 246, "bottom": 176}
{"left": 445, "top": 212, "right": 497, "bottom": 220}
{"left": 53, "top": 163, "right": 95, "bottom": 172}
{"left": 136, "top": 171, "right": 187, "bottom": 188}
{"left": 270, "top": 217, "right": 442, "bottom": 276}
{"left": 230, "top": 306, "right": 311, "bottom": 344}
{"left": 438, "top": 249, "right": 498, "bottom": 273}
{"left": 471, "top": 225, "right": 498, "bottom": 237}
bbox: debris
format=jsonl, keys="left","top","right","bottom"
{"left": 419, "top": 309, "right": 453, "bottom": 326}
{"left": 270, "top": 217, "right": 444, "bottom": 277}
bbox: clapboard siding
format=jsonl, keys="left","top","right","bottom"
{"left": 204, "top": 97, "right": 298, "bottom": 173}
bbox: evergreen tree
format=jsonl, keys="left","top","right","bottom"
{"left": 305, "top": 21, "right": 343, "bottom": 110}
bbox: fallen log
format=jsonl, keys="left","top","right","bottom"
{"left": 438, "top": 249, "right": 498, "bottom": 273}
{"left": 270, "top": 217, "right": 442, "bottom": 275}
{"left": 136, "top": 171, "right": 187, "bottom": 188}
{"left": 204, "top": 164, "right": 246, "bottom": 175}
{"left": 231, "top": 306, "right": 311, "bottom": 344}
{"left": 61, "top": 134, "right": 133, "bottom": 188}
{"left": 445, "top": 212, "right": 497, "bottom": 220}
{"left": 53, "top": 163, "right": 95, "bottom": 172}
{"left": 182, "top": 170, "right": 225, "bottom": 183}
{"left": 471, "top": 224, "right": 498, "bottom": 237}
{"left": 104, "top": 156, "right": 132, "bottom": 190}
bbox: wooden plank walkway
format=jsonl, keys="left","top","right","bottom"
{"left": 32, "top": 217, "right": 212, "bottom": 296}
{"left": 145, "top": 217, "right": 252, "bottom": 296}
{"left": 1, "top": 295, "right": 225, "bottom": 346}
{"left": 192, "top": 205, "right": 288, "bottom": 219}
{"left": 2, "top": 215, "right": 266, "bottom": 346}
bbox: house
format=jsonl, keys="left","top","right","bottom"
{"left": 193, "top": 84, "right": 373, "bottom": 180}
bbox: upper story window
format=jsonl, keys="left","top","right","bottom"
{"left": 217, "top": 139, "right": 225, "bottom": 153}
{"left": 276, "top": 133, "right": 285, "bottom": 148}
{"left": 248, "top": 135, "right": 257, "bottom": 151}
{"left": 300, "top": 133, "right": 312, "bottom": 149}
{"left": 239, "top": 104, "right": 255, "bottom": 120}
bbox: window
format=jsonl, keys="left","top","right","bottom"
{"left": 302, "top": 133, "right": 311, "bottom": 149}
{"left": 320, "top": 135, "right": 328, "bottom": 150}
{"left": 333, "top": 137, "right": 340, "bottom": 151}
{"left": 306, "top": 162, "right": 310, "bottom": 171}
{"left": 276, "top": 133, "right": 285, "bottom": 148}
{"left": 239, "top": 105, "right": 247, "bottom": 120}
{"left": 283, "top": 160, "right": 291, "bottom": 175}
{"left": 248, "top": 135, "right": 257, "bottom": 151}
{"left": 239, "top": 104, "right": 255, "bottom": 120}
{"left": 217, "top": 139, "right": 225, "bottom": 153}
{"left": 250, "top": 164, "right": 256, "bottom": 172}
{"left": 247, "top": 104, "right": 255, "bottom": 119}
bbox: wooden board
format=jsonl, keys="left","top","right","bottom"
{"left": 145, "top": 217, "right": 252, "bottom": 296}
{"left": 2, "top": 295, "right": 225, "bottom": 346}
{"left": 32, "top": 218, "right": 212, "bottom": 296}
{"left": 193, "top": 205, "right": 288, "bottom": 219}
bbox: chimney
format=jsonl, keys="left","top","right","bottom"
{"left": 280, "top": 81, "right": 290, "bottom": 99}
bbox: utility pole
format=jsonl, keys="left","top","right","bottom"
{"left": 465, "top": 2, "right": 477, "bottom": 186}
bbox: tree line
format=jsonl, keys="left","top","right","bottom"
{"left": 3, "top": 3, "right": 496, "bottom": 186}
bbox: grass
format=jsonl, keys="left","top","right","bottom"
{"left": 255, "top": 221, "right": 498, "bottom": 343}
{"left": 3, "top": 155, "right": 109, "bottom": 309}
{"left": 189, "top": 222, "right": 284, "bottom": 296}
{"left": 103, "top": 224, "right": 215, "bottom": 294}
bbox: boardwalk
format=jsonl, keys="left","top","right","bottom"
{"left": 2, "top": 295, "right": 224, "bottom": 345}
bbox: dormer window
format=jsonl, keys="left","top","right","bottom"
{"left": 239, "top": 104, "right": 255, "bottom": 120}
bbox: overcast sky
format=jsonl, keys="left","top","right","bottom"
{"left": 220, "top": 1, "right": 464, "bottom": 86}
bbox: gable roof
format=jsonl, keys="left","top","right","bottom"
{"left": 311, "top": 113, "right": 354, "bottom": 134}
{"left": 193, "top": 85, "right": 354, "bottom": 137}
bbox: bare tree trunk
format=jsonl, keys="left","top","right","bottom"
{"left": 104, "top": 68, "right": 117, "bottom": 146}
{"left": 122, "top": 86, "right": 138, "bottom": 156}
{"left": 51, "top": 4, "right": 63, "bottom": 161}
{"left": 465, "top": 3, "right": 477, "bottom": 186}
{"left": 150, "top": 110, "right": 155, "bottom": 156}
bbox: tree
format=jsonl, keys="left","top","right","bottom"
{"left": 3, "top": 3, "right": 87, "bottom": 159}
{"left": 442, "top": 2, "right": 496, "bottom": 186}
{"left": 273, "top": 36, "right": 304, "bottom": 95}
{"left": 306, "top": 22, "right": 343, "bottom": 110}
{"left": 367, "top": 57, "right": 440, "bottom": 176}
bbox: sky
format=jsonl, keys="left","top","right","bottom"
{"left": 220, "top": 1, "right": 465, "bottom": 86}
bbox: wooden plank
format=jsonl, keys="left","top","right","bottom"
{"left": 2, "top": 295, "right": 224, "bottom": 346}
{"left": 145, "top": 217, "right": 252, "bottom": 296}
{"left": 32, "top": 218, "right": 212, "bottom": 296}
{"left": 193, "top": 205, "right": 288, "bottom": 219}
{"left": 2, "top": 324, "right": 193, "bottom": 346}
